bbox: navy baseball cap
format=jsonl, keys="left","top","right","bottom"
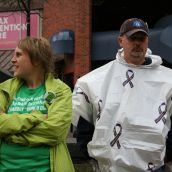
{"left": 119, "top": 18, "right": 149, "bottom": 37}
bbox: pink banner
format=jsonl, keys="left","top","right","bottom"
{"left": 0, "top": 11, "right": 40, "bottom": 49}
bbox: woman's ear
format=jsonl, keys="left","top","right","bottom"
{"left": 32, "top": 58, "right": 42, "bottom": 67}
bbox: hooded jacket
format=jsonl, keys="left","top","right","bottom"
{"left": 72, "top": 48, "right": 172, "bottom": 172}
{"left": 0, "top": 73, "right": 75, "bottom": 172}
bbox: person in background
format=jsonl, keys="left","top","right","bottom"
{"left": 72, "top": 18, "right": 172, "bottom": 172}
{"left": 0, "top": 37, "right": 75, "bottom": 172}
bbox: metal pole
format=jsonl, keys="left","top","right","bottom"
{"left": 21, "top": 0, "right": 31, "bottom": 36}
{"left": 26, "top": 0, "right": 30, "bottom": 36}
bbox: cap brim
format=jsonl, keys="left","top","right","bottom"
{"left": 125, "top": 29, "right": 148, "bottom": 37}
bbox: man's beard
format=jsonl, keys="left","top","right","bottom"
{"left": 131, "top": 51, "right": 144, "bottom": 58}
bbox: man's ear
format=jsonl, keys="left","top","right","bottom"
{"left": 118, "top": 36, "right": 123, "bottom": 47}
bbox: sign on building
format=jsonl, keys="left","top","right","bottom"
{"left": 0, "top": 11, "right": 40, "bottom": 50}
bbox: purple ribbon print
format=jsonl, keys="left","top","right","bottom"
{"left": 76, "top": 87, "right": 90, "bottom": 103}
{"left": 97, "top": 99, "right": 102, "bottom": 121}
{"left": 146, "top": 162, "right": 155, "bottom": 172}
{"left": 110, "top": 123, "right": 122, "bottom": 149}
{"left": 155, "top": 102, "right": 167, "bottom": 124}
{"left": 123, "top": 69, "right": 134, "bottom": 88}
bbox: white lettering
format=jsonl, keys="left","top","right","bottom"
{"left": 0, "top": 32, "right": 7, "bottom": 39}
{"left": 0, "top": 17, "right": 8, "bottom": 24}
{"left": 0, "top": 24, "right": 27, "bottom": 32}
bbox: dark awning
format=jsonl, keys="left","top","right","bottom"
{"left": 49, "top": 30, "right": 74, "bottom": 54}
{"left": 149, "top": 26, "right": 172, "bottom": 64}
{"left": 154, "top": 15, "right": 172, "bottom": 28}
{"left": 0, "top": 68, "right": 12, "bottom": 83}
{"left": 91, "top": 26, "right": 172, "bottom": 64}
{"left": 91, "top": 31, "right": 120, "bottom": 61}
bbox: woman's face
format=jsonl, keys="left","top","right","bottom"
{"left": 11, "top": 46, "right": 36, "bottom": 79}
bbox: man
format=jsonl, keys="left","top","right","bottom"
{"left": 72, "top": 18, "right": 172, "bottom": 172}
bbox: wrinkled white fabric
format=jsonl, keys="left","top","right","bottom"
{"left": 72, "top": 48, "right": 172, "bottom": 172}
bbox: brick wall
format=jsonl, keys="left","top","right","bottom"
{"left": 43, "top": 0, "right": 92, "bottom": 86}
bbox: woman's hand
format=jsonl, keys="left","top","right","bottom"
{"left": 0, "top": 108, "right": 4, "bottom": 114}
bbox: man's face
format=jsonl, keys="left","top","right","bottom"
{"left": 118, "top": 32, "right": 148, "bottom": 64}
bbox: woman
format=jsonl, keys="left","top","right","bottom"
{"left": 0, "top": 37, "right": 75, "bottom": 172}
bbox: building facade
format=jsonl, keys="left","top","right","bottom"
{"left": 0, "top": 0, "right": 92, "bottom": 87}
{"left": 1, "top": 0, "right": 172, "bottom": 86}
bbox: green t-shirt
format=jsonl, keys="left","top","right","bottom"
{"left": 0, "top": 84, "right": 50, "bottom": 172}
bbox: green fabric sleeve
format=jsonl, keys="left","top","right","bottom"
{"left": 6, "top": 86, "right": 72, "bottom": 146}
{"left": 0, "top": 90, "right": 8, "bottom": 112}
{"left": 0, "top": 111, "right": 44, "bottom": 137}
